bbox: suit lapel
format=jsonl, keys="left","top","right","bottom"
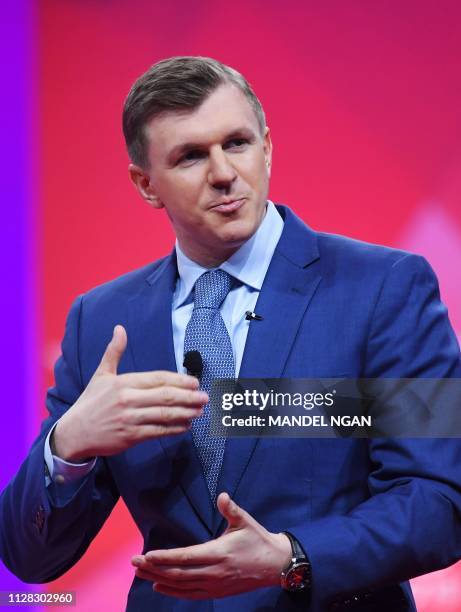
{"left": 128, "top": 252, "right": 214, "bottom": 534}
{"left": 214, "top": 207, "right": 322, "bottom": 534}
{"left": 127, "top": 254, "right": 177, "bottom": 375}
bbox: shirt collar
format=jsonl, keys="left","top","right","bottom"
{"left": 173, "top": 200, "right": 284, "bottom": 308}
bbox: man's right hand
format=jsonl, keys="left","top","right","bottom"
{"left": 52, "top": 325, "right": 207, "bottom": 462}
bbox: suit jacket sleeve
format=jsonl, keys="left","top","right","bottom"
{"left": 0, "top": 296, "right": 120, "bottom": 583}
{"left": 289, "top": 254, "right": 461, "bottom": 605}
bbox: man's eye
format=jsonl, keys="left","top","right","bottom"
{"left": 178, "top": 150, "right": 205, "bottom": 164}
{"left": 224, "top": 138, "right": 248, "bottom": 149}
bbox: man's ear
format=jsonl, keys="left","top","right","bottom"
{"left": 263, "top": 127, "right": 273, "bottom": 175}
{"left": 128, "top": 163, "right": 164, "bottom": 209}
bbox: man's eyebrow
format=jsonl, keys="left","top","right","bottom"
{"left": 223, "top": 127, "right": 256, "bottom": 140}
{"left": 167, "top": 127, "right": 256, "bottom": 162}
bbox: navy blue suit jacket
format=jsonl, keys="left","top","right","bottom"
{"left": 1, "top": 205, "right": 461, "bottom": 611}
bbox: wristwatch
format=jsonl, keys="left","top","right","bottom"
{"left": 280, "top": 531, "right": 311, "bottom": 592}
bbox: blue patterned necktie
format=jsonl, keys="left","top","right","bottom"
{"left": 184, "top": 269, "right": 235, "bottom": 502}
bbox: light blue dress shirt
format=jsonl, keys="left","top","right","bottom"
{"left": 44, "top": 200, "right": 284, "bottom": 490}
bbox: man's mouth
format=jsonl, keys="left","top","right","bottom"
{"left": 211, "top": 198, "right": 246, "bottom": 213}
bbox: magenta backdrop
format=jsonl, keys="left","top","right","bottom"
{"left": 36, "top": 1, "right": 461, "bottom": 610}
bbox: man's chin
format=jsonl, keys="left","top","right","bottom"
{"left": 217, "top": 226, "right": 256, "bottom": 250}
{"left": 221, "top": 211, "right": 262, "bottom": 238}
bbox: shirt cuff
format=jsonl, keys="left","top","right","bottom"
{"left": 44, "top": 421, "right": 97, "bottom": 486}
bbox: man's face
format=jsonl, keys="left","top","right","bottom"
{"left": 130, "top": 83, "right": 272, "bottom": 267}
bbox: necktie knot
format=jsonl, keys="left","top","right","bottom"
{"left": 194, "top": 269, "right": 233, "bottom": 310}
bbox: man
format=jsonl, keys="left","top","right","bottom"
{"left": 1, "top": 56, "right": 460, "bottom": 611}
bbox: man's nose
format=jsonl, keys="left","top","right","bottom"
{"left": 208, "top": 148, "right": 237, "bottom": 190}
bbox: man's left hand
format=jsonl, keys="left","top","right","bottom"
{"left": 131, "top": 492, "right": 292, "bottom": 599}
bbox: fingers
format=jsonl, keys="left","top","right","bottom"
{"left": 96, "top": 325, "right": 127, "bottom": 375}
{"left": 143, "top": 542, "right": 221, "bottom": 566}
{"left": 115, "top": 386, "right": 208, "bottom": 409}
{"left": 132, "top": 551, "right": 220, "bottom": 589}
{"left": 131, "top": 406, "right": 203, "bottom": 427}
{"left": 136, "top": 424, "right": 193, "bottom": 439}
{"left": 134, "top": 563, "right": 211, "bottom": 584}
{"left": 120, "top": 370, "right": 199, "bottom": 390}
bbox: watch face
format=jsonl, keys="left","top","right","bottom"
{"left": 285, "top": 562, "right": 311, "bottom": 591}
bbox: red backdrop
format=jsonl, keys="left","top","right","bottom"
{"left": 39, "top": 1, "right": 461, "bottom": 609}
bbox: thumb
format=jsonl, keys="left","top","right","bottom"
{"left": 96, "top": 325, "right": 127, "bottom": 375}
{"left": 217, "top": 492, "right": 248, "bottom": 530}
